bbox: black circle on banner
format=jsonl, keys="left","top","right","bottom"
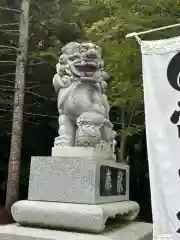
{"left": 167, "top": 52, "right": 180, "bottom": 91}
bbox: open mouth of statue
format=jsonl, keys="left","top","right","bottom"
{"left": 74, "top": 63, "right": 98, "bottom": 77}
{"left": 75, "top": 63, "right": 98, "bottom": 72}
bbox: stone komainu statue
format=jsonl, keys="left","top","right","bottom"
{"left": 53, "top": 42, "right": 116, "bottom": 151}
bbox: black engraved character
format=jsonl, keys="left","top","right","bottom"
{"left": 170, "top": 101, "right": 180, "bottom": 139}
{"left": 167, "top": 52, "right": 180, "bottom": 138}
{"left": 167, "top": 50, "right": 180, "bottom": 233}
{"left": 167, "top": 52, "right": 180, "bottom": 92}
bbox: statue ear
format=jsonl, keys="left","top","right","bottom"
{"left": 103, "top": 72, "right": 109, "bottom": 81}
{"left": 62, "top": 42, "right": 79, "bottom": 55}
{"left": 52, "top": 74, "right": 61, "bottom": 93}
{"left": 98, "top": 46, "right": 103, "bottom": 56}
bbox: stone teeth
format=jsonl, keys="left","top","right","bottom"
{"left": 81, "top": 72, "right": 85, "bottom": 77}
{"left": 86, "top": 72, "right": 93, "bottom": 76}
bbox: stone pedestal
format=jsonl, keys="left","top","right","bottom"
{"left": 11, "top": 147, "right": 140, "bottom": 233}
{"left": 12, "top": 200, "right": 139, "bottom": 232}
{"left": 28, "top": 151, "right": 129, "bottom": 204}
{"left": 0, "top": 223, "right": 152, "bottom": 240}
{"left": 0, "top": 222, "right": 153, "bottom": 240}
{"left": 51, "top": 147, "right": 116, "bottom": 161}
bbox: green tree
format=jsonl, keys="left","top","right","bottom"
{"left": 80, "top": 0, "right": 180, "bottom": 160}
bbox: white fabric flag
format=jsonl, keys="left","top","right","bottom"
{"left": 141, "top": 36, "right": 180, "bottom": 240}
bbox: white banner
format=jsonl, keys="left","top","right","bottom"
{"left": 141, "top": 36, "right": 180, "bottom": 240}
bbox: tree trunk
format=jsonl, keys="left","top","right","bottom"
{"left": 1, "top": 0, "right": 29, "bottom": 222}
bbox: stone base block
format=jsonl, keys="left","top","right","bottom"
{"left": 51, "top": 147, "right": 116, "bottom": 160}
{"left": 11, "top": 200, "right": 140, "bottom": 233}
{"left": 28, "top": 153, "right": 129, "bottom": 204}
{"left": 0, "top": 222, "right": 153, "bottom": 240}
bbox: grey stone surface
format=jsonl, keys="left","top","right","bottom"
{"left": 28, "top": 156, "right": 129, "bottom": 204}
{"left": 51, "top": 147, "right": 116, "bottom": 160}
{"left": 0, "top": 222, "right": 152, "bottom": 240}
{"left": 52, "top": 42, "right": 116, "bottom": 151}
{"left": 11, "top": 200, "right": 140, "bottom": 233}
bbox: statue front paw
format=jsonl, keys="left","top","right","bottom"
{"left": 54, "top": 136, "right": 72, "bottom": 147}
{"left": 75, "top": 124, "right": 101, "bottom": 147}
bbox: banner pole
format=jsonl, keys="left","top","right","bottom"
{"left": 125, "top": 22, "right": 180, "bottom": 39}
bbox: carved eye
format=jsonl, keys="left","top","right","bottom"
{"left": 78, "top": 45, "right": 87, "bottom": 53}
{"left": 68, "top": 54, "right": 81, "bottom": 61}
